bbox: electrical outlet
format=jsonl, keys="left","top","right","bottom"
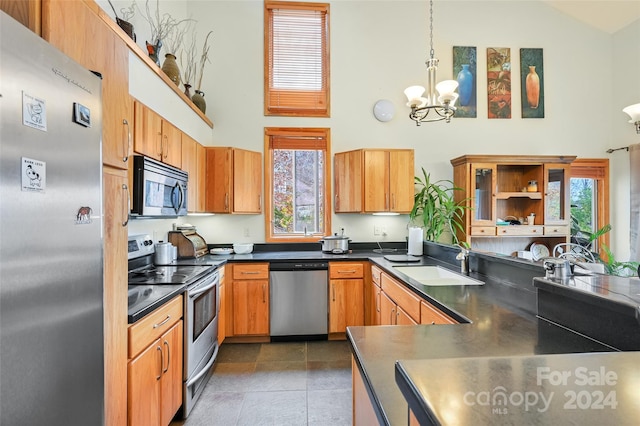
{"left": 374, "top": 225, "right": 381, "bottom": 236}
{"left": 381, "top": 225, "right": 387, "bottom": 235}
{"left": 244, "top": 227, "right": 250, "bottom": 237}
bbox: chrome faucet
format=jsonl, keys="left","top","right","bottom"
{"left": 456, "top": 245, "right": 470, "bottom": 275}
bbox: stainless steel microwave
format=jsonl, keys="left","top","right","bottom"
{"left": 131, "top": 155, "right": 188, "bottom": 217}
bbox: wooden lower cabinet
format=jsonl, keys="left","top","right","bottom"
{"left": 218, "top": 266, "right": 226, "bottom": 344}
{"left": 420, "top": 300, "right": 457, "bottom": 325}
{"left": 231, "top": 263, "right": 270, "bottom": 336}
{"left": 329, "top": 262, "right": 365, "bottom": 335}
{"left": 128, "top": 296, "right": 183, "bottom": 426}
{"left": 352, "top": 357, "right": 378, "bottom": 426}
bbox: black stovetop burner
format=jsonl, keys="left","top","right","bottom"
{"left": 127, "top": 255, "right": 213, "bottom": 286}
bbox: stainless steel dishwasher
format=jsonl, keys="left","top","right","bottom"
{"left": 269, "top": 262, "right": 328, "bottom": 341}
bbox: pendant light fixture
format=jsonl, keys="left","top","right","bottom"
{"left": 405, "top": 0, "right": 458, "bottom": 125}
{"left": 623, "top": 103, "right": 640, "bottom": 134}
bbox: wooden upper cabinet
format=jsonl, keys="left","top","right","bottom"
{"left": 335, "top": 149, "right": 414, "bottom": 214}
{"left": 334, "top": 149, "right": 362, "bottom": 212}
{"left": 206, "top": 147, "right": 262, "bottom": 214}
{"left": 181, "top": 134, "right": 207, "bottom": 213}
{"left": 42, "top": 0, "right": 132, "bottom": 170}
{"left": 133, "top": 101, "right": 182, "bottom": 169}
{"left": 1, "top": 0, "right": 41, "bottom": 34}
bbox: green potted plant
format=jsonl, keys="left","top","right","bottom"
{"left": 409, "top": 168, "right": 469, "bottom": 244}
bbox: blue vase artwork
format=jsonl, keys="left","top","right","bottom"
{"left": 452, "top": 46, "right": 477, "bottom": 118}
{"left": 457, "top": 64, "right": 473, "bottom": 106}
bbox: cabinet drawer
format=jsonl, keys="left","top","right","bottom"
{"left": 128, "top": 295, "right": 183, "bottom": 358}
{"left": 371, "top": 265, "right": 382, "bottom": 287}
{"left": 330, "top": 262, "right": 364, "bottom": 279}
{"left": 420, "top": 300, "right": 456, "bottom": 325}
{"left": 232, "top": 263, "right": 269, "bottom": 280}
{"left": 470, "top": 226, "right": 496, "bottom": 236}
{"left": 380, "top": 274, "right": 420, "bottom": 322}
{"left": 544, "top": 225, "right": 570, "bottom": 236}
{"left": 496, "top": 225, "right": 544, "bottom": 236}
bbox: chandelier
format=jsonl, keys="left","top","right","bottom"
{"left": 623, "top": 103, "right": 640, "bottom": 134}
{"left": 405, "top": 0, "right": 458, "bottom": 125}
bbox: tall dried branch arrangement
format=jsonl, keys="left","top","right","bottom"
{"left": 180, "top": 36, "right": 197, "bottom": 86}
{"left": 165, "top": 19, "right": 194, "bottom": 55}
{"left": 120, "top": 1, "right": 135, "bottom": 21}
{"left": 136, "top": 0, "right": 193, "bottom": 45}
{"left": 195, "top": 31, "right": 213, "bottom": 91}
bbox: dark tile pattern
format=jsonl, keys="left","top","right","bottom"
{"left": 170, "top": 341, "right": 353, "bottom": 426}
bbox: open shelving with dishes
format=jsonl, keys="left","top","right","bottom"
{"left": 451, "top": 155, "right": 576, "bottom": 257}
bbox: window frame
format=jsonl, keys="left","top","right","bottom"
{"left": 264, "top": 1, "right": 330, "bottom": 117}
{"left": 570, "top": 158, "right": 610, "bottom": 253}
{"left": 264, "top": 127, "right": 331, "bottom": 242}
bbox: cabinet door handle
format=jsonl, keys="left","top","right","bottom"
{"left": 391, "top": 193, "right": 395, "bottom": 210}
{"left": 163, "top": 340, "right": 170, "bottom": 373}
{"left": 122, "top": 118, "right": 131, "bottom": 163}
{"left": 375, "top": 291, "right": 380, "bottom": 313}
{"left": 156, "top": 345, "right": 163, "bottom": 380}
{"left": 122, "top": 184, "right": 130, "bottom": 227}
{"left": 262, "top": 283, "right": 266, "bottom": 303}
{"left": 153, "top": 315, "right": 171, "bottom": 329}
{"left": 258, "top": 194, "right": 262, "bottom": 210}
{"left": 241, "top": 271, "right": 260, "bottom": 275}
{"left": 163, "top": 135, "right": 168, "bottom": 159}
{"left": 225, "top": 193, "right": 229, "bottom": 210}
{"left": 338, "top": 270, "right": 357, "bottom": 274}
{"left": 157, "top": 131, "right": 163, "bottom": 157}
{"left": 390, "top": 308, "right": 395, "bottom": 324}
{"left": 335, "top": 194, "right": 339, "bottom": 210}
{"left": 332, "top": 284, "right": 335, "bottom": 302}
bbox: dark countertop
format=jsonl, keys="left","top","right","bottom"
{"left": 395, "top": 352, "right": 640, "bottom": 425}
{"left": 348, "top": 256, "right": 620, "bottom": 425}
{"left": 127, "top": 284, "right": 185, "bottom": 324}
{"left": 533, "top": 273, "right": 640, "bottom": 317}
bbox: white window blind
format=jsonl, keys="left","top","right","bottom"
{"left": 265, "top": 2, "right": 330, "bottom": 117}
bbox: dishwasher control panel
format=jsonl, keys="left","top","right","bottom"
{"left": 269, "top": 262, "right": 328, "bottom": 271}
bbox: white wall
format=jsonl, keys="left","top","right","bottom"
{"left": 111, "top": 0, "right": 639, "bottom": 259}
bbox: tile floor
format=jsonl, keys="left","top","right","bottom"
{"left": 170, "top": 340, "right": 353, "bottom": 426}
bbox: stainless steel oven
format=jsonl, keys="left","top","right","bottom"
{"left": 130, "top": 155, "right": 188, "bottom": 217}
{"left": 183, "top": 268, "right": 219, "bottom": 418}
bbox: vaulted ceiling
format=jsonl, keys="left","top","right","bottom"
{"left": 544, "top": 0, "right": 640, "bottom": 33}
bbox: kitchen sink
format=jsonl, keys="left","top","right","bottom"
{"left": 392, "top": 266, "right": 484, "bottom": 286}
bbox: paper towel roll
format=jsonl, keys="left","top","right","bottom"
{"left": 408, "top": 227, "right": 423, "bottom": 256}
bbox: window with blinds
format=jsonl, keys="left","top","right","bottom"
{"left": 265, "top": 2, "right": 330, "bottom": 117}
{"left": 264, "top": 127, "right": 331, "bottom": 241}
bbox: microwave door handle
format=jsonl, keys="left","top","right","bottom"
{"left": 172, "top": 182, "right": 184, "bottom": 214}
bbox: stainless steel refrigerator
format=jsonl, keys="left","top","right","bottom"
{"left": 0, "top": 12, "right": 104, "bottom": 426}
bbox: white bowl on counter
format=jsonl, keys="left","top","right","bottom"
{"left": 233, "top": 243, "right": 254, "bottom": 254}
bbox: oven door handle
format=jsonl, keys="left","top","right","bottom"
{"left": 186, "top": 343, "right": 219, "bottom": 387}
{"left": 189, "top": 279, "right": 218, "bottom": 298}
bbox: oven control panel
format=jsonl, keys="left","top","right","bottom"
{"left": 128, "top": 234, "right": 154, "bottom": 260}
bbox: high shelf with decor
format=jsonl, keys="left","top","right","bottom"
{"left": 451, "top": 155, "right": 576, "bottom": 257}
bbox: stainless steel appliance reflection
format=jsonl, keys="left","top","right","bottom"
{"left": 0, "top": 12, "right": 104, "bottom": 425}
{"left": 127, "top": 234, "right": 219, "bottom": 418}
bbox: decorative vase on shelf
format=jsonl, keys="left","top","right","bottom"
{"left": 183, "top": 83, "right": 192, "bottom": 98}
{"left": 161, "top": 53, "right": 181, "bottom": 86}
{"left": 457, "top": 64, "right": 473, "bottom": 106}
{"left": 192, "top": 90, "right": 206, "bottom": 113}
{"left": 146, "top": 40, "right": 162, "bottom": 66}
{"left": 526, "top": 65, "right": 540, "bottom": 109}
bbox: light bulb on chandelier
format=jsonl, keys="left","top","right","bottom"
{"left": 405, "top": 0, "right": 458, "bottom": 125}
